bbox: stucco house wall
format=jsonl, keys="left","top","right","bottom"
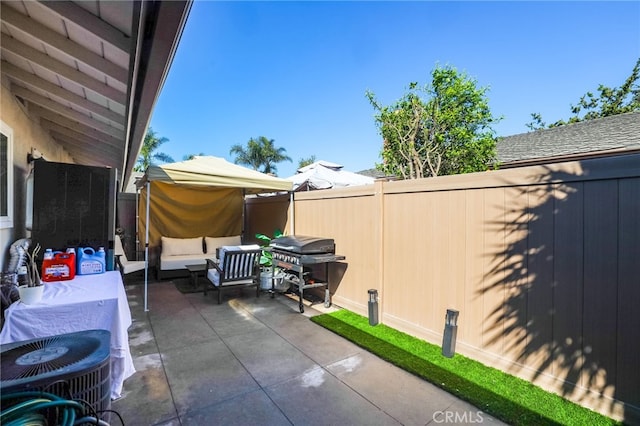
{"left": 1, "top": 78, "right": 74, "bottom": 270}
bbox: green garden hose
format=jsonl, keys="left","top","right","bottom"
{"left": 1, "top": 390, "right": 113, "bottom": 426}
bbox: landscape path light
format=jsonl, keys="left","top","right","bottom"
{"left": 442, "top": 309, "right": 459, "bottom": 358}
{"left": 368, "top": 289, "right": 379, "bottom": 326}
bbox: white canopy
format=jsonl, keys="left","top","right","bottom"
{"left": 287, "top": 160, "right": 374, "bottom": 191}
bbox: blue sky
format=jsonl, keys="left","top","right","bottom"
{"left": 149, "top": 1, "right": 640, "bottom": 178}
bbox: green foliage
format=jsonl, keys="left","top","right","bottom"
{"left": 134, "top": 128, "right": 174, "bottom": 172}
{"left": 230, "top": 136, "right": 292, "bottom": 175}
{"left": 527, "top": 57, "right": 640, "bottom": 131}
{"left": 255, "top": 228, "right": 284, "bottom": 267}
{"left": 298, "top": 155, "right": 317, "bottom": 170}
{"left": 183, "top": 153, "right": 205, "bottom": 161}
{"left": 312, "top": 309, "right": 621, "bottom": 426}
{"left": 367, "top": 65, "right": 500, "bottom": 179}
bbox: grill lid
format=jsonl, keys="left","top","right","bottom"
{"left": 270, "top": 235, "right": 335, "bottom": 254}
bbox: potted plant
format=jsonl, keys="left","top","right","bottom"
{"left": 255, "top": 229, "right": 287, "bottom": 291}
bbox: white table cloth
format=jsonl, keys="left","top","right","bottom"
{"left": 0, "top": 271, "right": 136, "bottom": 399}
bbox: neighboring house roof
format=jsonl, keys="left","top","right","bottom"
{"left": 287, "top": 160, "right": 375, "bottom": 191}
{"left": 357, "top": 168, "right": 388, "bottom": 179}
{"left": 497, "top": 111, "right": 640, "bottom": 166}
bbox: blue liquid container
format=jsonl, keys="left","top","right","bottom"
{"left": 77, "top": 247, "right": 106, "bottom": 275}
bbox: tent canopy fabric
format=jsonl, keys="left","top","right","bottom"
{"left": 138, "top": 183, "right": 243, "bottom": 251}
{"left": 287, "top": 160, "right": 375, "bottom": 191}
{"left": 137, "top": 156, "right": 293, "bottom": 193}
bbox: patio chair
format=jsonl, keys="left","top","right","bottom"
{"left": 114, "top": 236, "right": 145, "bottom": 278}
{"left": 204, "top": 245, "right": 261, "bottom": 304}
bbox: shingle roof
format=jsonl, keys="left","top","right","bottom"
{"left": 496, "top": 111, "right": 640, "bottom": 164}
{"left": 357, "top": 168, "right": 389, "bottom": 179}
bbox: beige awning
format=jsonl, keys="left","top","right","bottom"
{"left": 137, "top": 156, "right": 293, "bottom": 193}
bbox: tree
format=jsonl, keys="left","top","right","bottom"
{"left": 298, "top": 155, "right": 316, "bottom": 170}
{"left": 367, "top": 65, "right": 500, "bottom": 179}
{"left": 526, "top": 57, "right": 640, "bottom": 131}
{"left": 134, "top": 128, "right": 174, "bottom": 171}
{"left": 230, "top": 136, "right": 292, "bottom": 175}
{"left": 183, "top": 153, "right": 205, "bottom": 161}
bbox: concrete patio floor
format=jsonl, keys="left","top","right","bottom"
{"left": 112, "top": 278, "right": 506, "bottom": 425}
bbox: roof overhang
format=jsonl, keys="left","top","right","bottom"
{"left": 0, "top": 0, "right": 192, "bottom": 190}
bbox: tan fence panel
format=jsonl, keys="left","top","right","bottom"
{"left": 463, "top": 189, "right": 486, "bottom": 349}
{"left": 617, "top": 177, "right": 640, "bottom": 409}
{"left": 582, "top": 180, "right": 619, "bottom": 397}
{"left": 550, "top": 182, "right": 584, "bottom": 383}
{"left": 383, "top": 190, "right": 432, "bottom": 331}
{"left": 244, "top": 193, "right": 290, "bottom": 244}
{"left": 293, "top": 188, "right": 379, "bottom": 313}
{"left": 245, "top": 153, "right": 640, "bottom": 421}
{"left": 524, "top": 184, "right": 555, "bottom": 372}
{"left": 501, "top": 185, "right": 529, "bottom": 363}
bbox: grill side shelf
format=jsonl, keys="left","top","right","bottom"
{"left": 301, "top": 254, "right": 346, "bottom": 263}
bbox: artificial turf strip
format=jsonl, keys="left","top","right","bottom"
{"left": 310, "top": 309, "right": 621, "bottom": 426}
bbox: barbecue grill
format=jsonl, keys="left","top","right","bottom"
{"left": 269, "top": 235, "right": 345, "bottom": 313}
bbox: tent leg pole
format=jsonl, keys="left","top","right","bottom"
{"left": 242, "top": 189, "right": 246, "bottom": 241}
{"left": 135, "top": 188, "right": 139, "bottom": 258}
{"left": 290, "top": 191, "right": 295, "bottom": 235}
{"left": 144, "top": 182, "right": 150, "bottom": 312}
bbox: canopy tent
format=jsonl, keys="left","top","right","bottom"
{"left": 287, "top": 160, "right": 375, "bottom": 191}
{"left": 135, "top": 156, "right": 293, "bottom": 310}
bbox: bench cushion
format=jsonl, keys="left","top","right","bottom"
{"left": 205, "top": 235, "right": 242, "bottom": 254}
{"left": 161, "top": 236, "right": 203, "bottom": 256}
{"left": 160, "top": 254, "right": 212, "bottom": 271}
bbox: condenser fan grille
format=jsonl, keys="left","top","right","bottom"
{"left": 1, "top": 329, "right": 112, "bottom": 420}
{"left": 2, "top": 335, "right": 101, "bottom": 380}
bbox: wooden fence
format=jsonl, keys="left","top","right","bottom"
{"left": 245, "top": 153, "right": 640, "bottom": 422}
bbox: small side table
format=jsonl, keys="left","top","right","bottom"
{"left": 185, "top": 263, "right": 207, "bottom": 290}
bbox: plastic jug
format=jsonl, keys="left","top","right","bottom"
{"left": 42, "top": 249, "right": 76, "bottom": 282}
{"left": 77, "top": 247, "right": 106, "bottom": 275}
{"left": 65, "top": 248, "right": 77, "bottom": 278}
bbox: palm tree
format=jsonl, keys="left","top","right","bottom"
{"left": 134, "top": 128, "right": 174, "bottom": 171}
{"left": 230, "top": 136, "right": 291, "bottom": 175}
